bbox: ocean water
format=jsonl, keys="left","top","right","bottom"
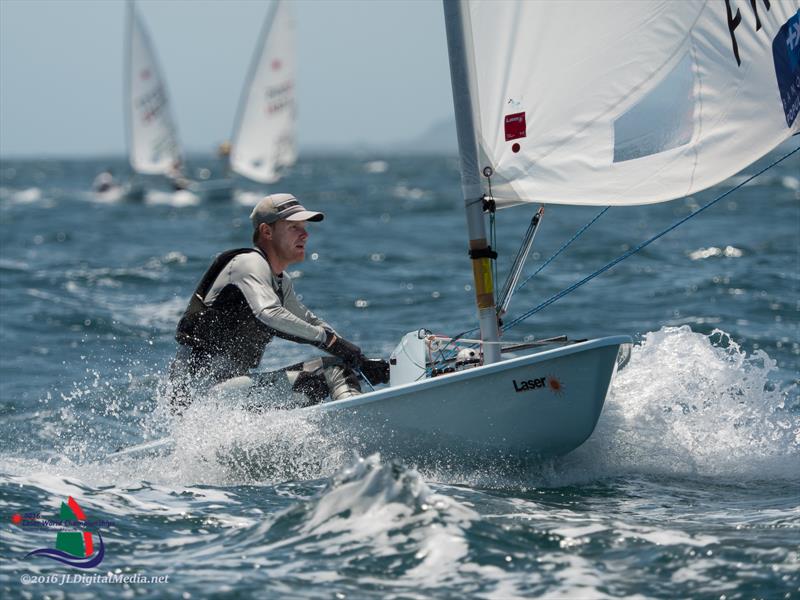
{"left": 0, "top": 149, "right": 798, "bottom": 599}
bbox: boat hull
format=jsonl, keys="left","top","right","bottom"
{"left": 189, "top": 178, "right": 234, "bottom": 202}
{"left": 113, "top": 336, "right": 629, "bottom": 472}
{"left": 310, "top": 336, "right": 630, "bottom": 467}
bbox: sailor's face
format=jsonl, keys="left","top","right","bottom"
{"left": 272, "top": 219, "right": 308, "bottom": 264}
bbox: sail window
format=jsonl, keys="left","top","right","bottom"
{"left": 613, "top": 53, "right": 695, "bottom": 163}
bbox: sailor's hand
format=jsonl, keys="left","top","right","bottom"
{"left": 325, "top": 334, "right": 364, "bottom": 368}
{"left": 360, "top": 358, "right": 390, "bottom": 386}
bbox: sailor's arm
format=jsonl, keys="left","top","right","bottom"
{"left": 278, "top": 277, "right": 365, "bottom": 364}
{"left": 258, "top": 298, "right": 361, "bottom": 365}
{"left": 236, "top": 271, "right": 327, "bottom": 344}
{"left": 280, "top": 273, "right": 389, "bottom": 383}
{"left": 234, "top": 261, "right": 381, "bottom": 377}
{"left": 281, "top": 276, "right": 333, "bottom": 331}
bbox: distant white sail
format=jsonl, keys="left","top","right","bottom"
{"left": 230, "top": 0, "right": 297, "bottom": 184}
{"left": 457, "top": 1, "right": 800, "bottom": 207}
{"left": 125, "top": 1, "right": 182, "bottom": 176}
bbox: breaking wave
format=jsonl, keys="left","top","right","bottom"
{"left": 568, "top": 325, "right": 799, "bottom": 482}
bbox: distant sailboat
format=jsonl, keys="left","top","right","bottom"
{"left": 229, "top": 0, "right": 297, "bottom": 188}
{"left": 124, "top": 0, "right": 181, "bottom": 197}
{"left": 124, "top": 0, "right": 232, "bottom": 201}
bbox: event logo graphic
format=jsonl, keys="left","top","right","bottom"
{"left": 15, "top": 496, "right": 107, "bottom": 569}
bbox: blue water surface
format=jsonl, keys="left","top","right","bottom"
{"left": 0, "top": 149, "right": 798, "bottom": 598}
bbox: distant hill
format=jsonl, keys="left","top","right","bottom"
{"left": 395, "top": 117, "right": 457, "bottom": 154}
{"left": 300, "top": 117, "right": 458, "bottom": 156}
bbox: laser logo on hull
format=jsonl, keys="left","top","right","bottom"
{"left": 512, "top": 375, "right": 564, "bottom": 395}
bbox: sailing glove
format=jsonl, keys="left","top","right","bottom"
{"left": 324, "top": 332, "right": 364, "bottom": 368}
{"left": 360, "top": 358, "right": 390, "bottom": 386}
{"left": 323, "top": 331, "right": 390, "bottom": 385}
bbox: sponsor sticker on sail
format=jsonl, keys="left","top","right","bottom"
{"left": 773, "top": 10, "right": 800, "bottom": 127}
{"left": 504, "top": 112, "right": 526, "bottom": 141}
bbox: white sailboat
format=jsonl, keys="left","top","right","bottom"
{"left": 329, "top": 0, "right": 797, "bottom": 466}
{"left": 124, "top": 1, "right": 232, "bottom": 201}
{"left": 119, "top": 1, "right": 799, "bottom": 467}
{"left": 229, "top": 0, "right": 297, "bottom": 188}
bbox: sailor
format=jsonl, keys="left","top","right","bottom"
{"left": 217, "top": 140, "right": 232, "bottom": 158}
{"left": 167, "top": 193, "right": 389, "bottom": 412}
{"left": 92, "top": 168, "right": 116, "bottom": 193}
{"left": 167, "top": 160, "right": 191, "bottom": 191}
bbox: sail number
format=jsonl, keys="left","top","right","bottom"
{"left": 724, "top": 0, "right": 772, "bottom": 67}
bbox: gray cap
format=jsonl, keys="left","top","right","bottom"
{"left": 250, "top": 193, "right": 324, "bottom": 229}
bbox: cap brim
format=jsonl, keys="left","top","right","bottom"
{"left": 285, "top": 210, "right": 324, "bottom": 222}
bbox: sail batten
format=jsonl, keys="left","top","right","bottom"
{"left": 230, "top": 0, "right": 297, "bottom": 184}
{"left": 457, "top": 0, "right": 800, "bottom": 208}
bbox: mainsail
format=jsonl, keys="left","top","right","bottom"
{"left": 445, "top": 0, "right": 799, "bottom": 362}
{"left": 230, "top": 0, "right": 297, "bottom": 184}
{"left": 125, "top": 1, "right": 183, "bottom": 176}
{"left": 455, "top": 0, "right": 800, "bottom": 208}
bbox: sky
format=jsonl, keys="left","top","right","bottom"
{"left": 0, "top": 0, "right": 454, "bottom": 158}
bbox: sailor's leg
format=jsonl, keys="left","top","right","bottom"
{"left": 248, "top": 357, "right": 362, "bottom": 409}
{"left": 289, "top": 366, "right": 330, "bottom": 404}
{"left": 247, "top": 368, "right": 305, "bottom": 410}
{"left": 166, "top": 346, "right": 197, "bottom": 413}
{"left": 166, "top": 346, "right": 232, "bottom": 414}
{"left": 288, "top": 356, "right": 361, "bottom": 401}
{"left": 320, "top": 359, "right": 362, "bottom": 400}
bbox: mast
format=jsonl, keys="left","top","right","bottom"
{"left": 443, "top": 0, "right": 501, "bottom": 364}
{"left": 124, "top": 1, "right": 134, "bottom": 170}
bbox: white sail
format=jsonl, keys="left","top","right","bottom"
{"left": 125, "top": 1, "right": 183, "bottom": 176}
{"left": 456, "top": 1, "right": 800, "bottom": 208}
{"left": 230, "top": 0, "right": 297, "bottom": 184}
